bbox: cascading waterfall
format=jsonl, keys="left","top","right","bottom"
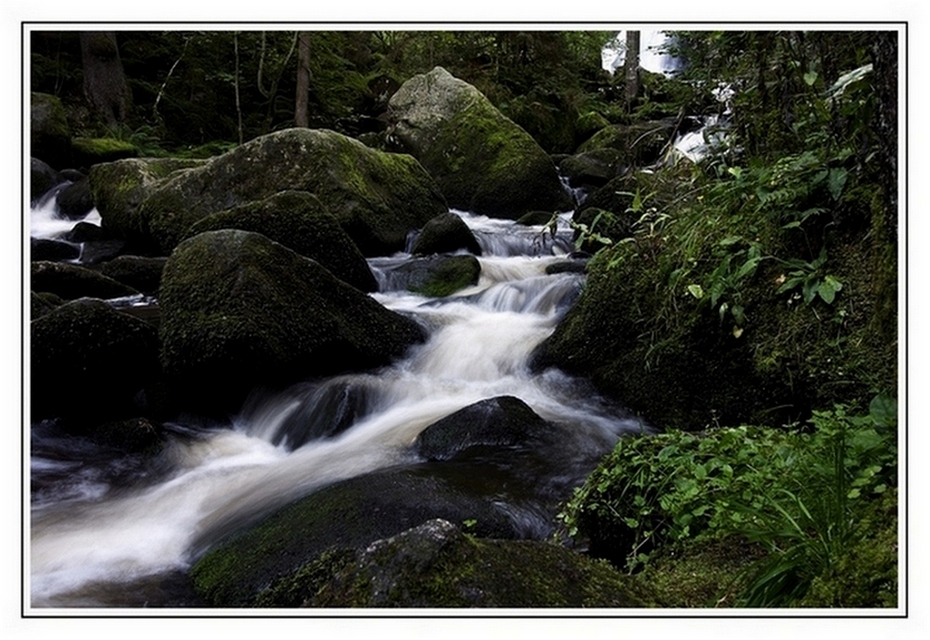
{"left": 29, "top": 203, "right": 649, "bottom": 608}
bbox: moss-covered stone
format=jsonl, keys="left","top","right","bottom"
{"left": 31, "top": 261, "right": 139, "bottom": 300}
{"left": 189, "top": 469, "right": 521, "bottom": 606}
{"left": 31, "top": 298, "right": 160, "bottom": 420}
{"left": 577, "top": 119, "right": 677, "bottom": 168}
{"left": 184, "top": 190, "right": 377, "bottom": 292}
{"left": 31, "top": 92, "right": 71, "bottom": 169}
{"left": 55, "top": 178, "right": 95, "bottom": 219}
{"left": 387, "top": 254, "right": 481, "bottom": 298}
{"left": 70, "top": 137, "right": 138, "bottom": 168}
{"left": 309, "top": 519, "right": 654, "bottom": 607}
{"left": 89, "top": 157, "right": 208, "bottom": 254}
{"left": 158, "top": 230, "right": 425, "bottom": 412}
{"left": 559, "top": 149, "right": 625, "bottom": 189}
{"left": 98, "top": 255, "right": 167, "bottom": 295}
{"left": 139, "top": 128, "right": 447, "bottom": 256}
{"left": 388, "top": 67, "right": 572, "bottom": 219}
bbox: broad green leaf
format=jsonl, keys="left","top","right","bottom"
{"left": 869, "top": 394, "right": 897, "bottom": 427}
{"left": 803, "top": 70, "right": 818, "bottom": 86}
{"left": 687, "top": 284, "right": 704, "bottom": 299}
{"left": 827, "top": 168, "right": 848, "bottom": 200}
{"left": 818, "top": 280, "right": 837, "bottom": 304}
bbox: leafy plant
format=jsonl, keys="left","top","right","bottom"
{"left": 775, "top": 247, "right": 844, "bottom": 306}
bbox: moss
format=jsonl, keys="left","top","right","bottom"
{"left": 71, "top": 137, "right": 138, "bottom": 167}
{"left": 407, "top": 255, "right": 480, "bottom": 297}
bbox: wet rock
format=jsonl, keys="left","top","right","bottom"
{"left": 30, "top": 238, "right": 80, "bottom": 262}
{"left": 387, "top": 66, "right": 572, "bottom": 219}
{"left": 55, "top": 178, "right": 95, "bottom": 219}
{"left": 31, "top": 298, "right": 160, "bottom": 420}
{"left": 515, "top": 210, "right": 556, "bottom": 226}
{"left": 383, "top": 254, "right": 480, "bottom": 297}
{"left": 559, "top": 148, "right": 626, "bottom": 189}
{"left": 31, "top": 157, "right": 63, "bottom": 201}
{"left": 30, "top": 291, "right": 63, "bottom": 319}
{"left": 410, "top": 211, "right": 482, "bottom": 256}
{"left": 415, "top": 396, "right": 549, "bottom": 461}
{"left": 184, "top": 190, "right": 377, "bottom": 292}
{"left": 65, "top": 221, "right": 111, "bottom": 243}
{"left": 159, "top": 230, "right": 426, "bottom": 413}
{"left": 31, "top": 260, "right": 139, "bottom": 300}
{"left": 76, "top": 239, "right": 127, "bottom": 265}
{"left": 577, "top": 119, "right": 678, "bottom": 168}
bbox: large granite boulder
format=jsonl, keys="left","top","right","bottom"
{"left": 31, "top": 92, "right": 71, "bottom": 170}
{"left": 31, "top": 298, "right": 160, "bottom": 420}
{"left": 184, "top": 190, "right": 377, "bottom": 292}
{"left": 387, "top": 67, "right": 572, "bottom": 219}
{"left": 133, "top": 128, "right": 446, "bottom": 256}
{"left": 158, "top": 230, "right": 425, "bottom": 412}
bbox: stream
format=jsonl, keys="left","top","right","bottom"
{"left": 29, "top": 197, "right": 651, "bottom": 608}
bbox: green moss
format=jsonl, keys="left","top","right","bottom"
{"left": 71, "top": 137, "right": 138, "bottom": 166}
{"left": 408, "top": 255, "right": 480, "bottom": 297}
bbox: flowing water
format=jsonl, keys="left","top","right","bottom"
{"left": 28, "top": 203, "right": 650, "bottom": 609}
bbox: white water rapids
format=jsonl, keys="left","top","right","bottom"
{"left": 29, "top": 207, "right": 650, "bottom": 609}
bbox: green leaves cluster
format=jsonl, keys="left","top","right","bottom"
{"left": 557, "top": 397, "right": 897, "bottom": 605}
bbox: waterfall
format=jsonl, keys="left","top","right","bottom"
{"left": 29, "top": 208, "right": 648, "bottom": 608}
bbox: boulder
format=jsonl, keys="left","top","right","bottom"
{"left": 55, "top": 178, "right": 95, "bottom": 219}
{"left": 559, "top": 148, "right": 626, "bottom": 190}
{"left": 387, "top": 67, "right": 572, "bottom": 219}
{"left": 30, "top": 238, "right": 80, "bottom": 263}
{"left": 88, "top": 157, "right": 209, "bottom": 253}
{"left": 158, "top": 230, "right": 425, "bottom": 412}
{"left": 189, "top": 468, "right": 521, "bottom": 606}
{"left": 30, "top": 291, "right": 62, "bottom": 319}
{"left": 184, "top": 190, "right": 377, "bottom": 292}
{"left": 31, "top": 92, "right": 71, "bottom": 169}
{"left": 577, "top": 119, "right": 677, "bottom": 168}
{"left": 380, "top": 254, "right": 480, "bottom": 297}
{"left": 30, "top": 157, "right": 62, "bottom": 201}
{"left": 410, "top": 211, "right": 482, "bottom": 256}
{"left": 98, "top": 255, "right": 167, "bottom": 295}
{"left": 304, "top": 519, "right": 653, "bottom": 608}
{"left": 136, "top": 128, "right": 446, "bottom": 256}
{"left": 415, "top": 396, "right": 550, "bottom": 461}
{"left": 31, "top": 298, "right": 160, "bottom": 420}
{"left": 515, "top": 210, "right": 556, "bottom": 226}
{"left": 31, "top": 261, "right": 139, "bottom": 300}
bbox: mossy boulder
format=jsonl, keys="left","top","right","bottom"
{"left": 305, "top": 519, "right": 653, "bottom": 607}
{"left": 70, "top": 137, "right": 138, "bottom": 169}
{"left": 30, "top": 291, "right": 63, "bottom": 319}
{"left": 559, "top": 148, "right": 625, "bottom": 190}
{"left": 89, "top": 157, "right": 208, "bottom": 253}
{"left": 387, "top": 66, "right": 571, "bottom": 219}
{"left": 190, "top": 468, "right": 522, "bottom": 606}
{"left": 381, "top": 254, "right": 480, "bottom": 297}
{"left": 577, "top": 119, "right": 677, "bottom": 168}
{"left": 410, "top": 211, "right": 482, "bottom": 256}
{"left": 158, "top": 230, "right": 425, "bottom": 412}
{"left": 98, "top": 255, "right": 167, "bottom": 295}
{"left": 31, "top": 298, "right": 160, "bottom": 420}
{"left": 31, "top": 261, "right": 139, "bottom": 300}
{"left": 184, "top": 190, "right": 377, "bottom": 292}
{"left": 31, "top": 92, "right": 71, "bottom": 169}
{"left": 138, "top": 128, "right": 447, "bottom": 256}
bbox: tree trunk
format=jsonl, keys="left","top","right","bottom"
{"left": 79, "top": 31, "right": 130, "bottom": 129}
{"left": 295, "top": 31, "right": 312, "bottom": 128}
{"left": 624, "top": 31, "right": 641, "bottom": 108}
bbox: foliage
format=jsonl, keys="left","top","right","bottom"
{"left": 558, "top": 397, "right": 896, "bottom": 607}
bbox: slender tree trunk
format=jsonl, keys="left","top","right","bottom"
{"left": 624, "top": 30, "right": 641, "bottom": 109}
{"left": 295, "top": 31, "right": 312, "bottom": 128}
{"left": 79, "top": 31, "right": 130, "bottom": 129}
{"left": 234, "top": 32, "right": 243, "bottom": 145}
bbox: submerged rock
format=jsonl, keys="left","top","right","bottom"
{"left": 184, "top": 190, "right": 377, "bottom": 292}
{"left": 387, "top": 66, "right": 571, "bottom": 219}
{"left": 159, "top": 229, "right": 425, "bottom": 412}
